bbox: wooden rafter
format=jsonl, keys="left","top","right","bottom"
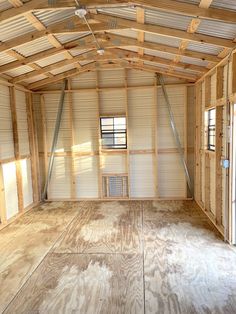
{"left": 28, "top": 60, "right": 197, "bottom": 90}
{"left": 168, "top": 0, "right": 212, "bottom": 75}
{"left": 0, "top": 20, "right": 222, "bottom": 64}
{"left": 100, "top": 33, "right": 221, "bottom": 63}
{"left": 2, "top": 0, "right": 235, "bottom": 23}
{"left": 136, "top": 7, "right": 145, "bottom": 65}
{"left": 112, "top": 48, "right": 206, "bottom": 73}
{"left": 0, "top": 18, "right": 122, "bottom": 54}
{"left": 91, "top": 13, "right": 236, "bottom": 48}
{"left": 199, "top": 0, "right": 213, "bottom": 9}
{"left": 1, "top": 30, "right": 222, "bottom": 76}
{"left": 11, "top": 47, "right": 205, "bottom": 84}
{"left": 24, "top": 12, "right": 81, "bottom": 71}
{"left": 0, "top": 35, "right": 99, "bottom": 74}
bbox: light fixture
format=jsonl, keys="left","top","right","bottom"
{"left": 75, "top": 8, "right": 87, "bottom": 18}
{"left": 97, "top": 48, "right": 105, "bottom": 55}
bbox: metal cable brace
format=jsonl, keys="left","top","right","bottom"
{"left": 42, "top": 79, "right": 68, "bottom": 200}
{"left": 156, "top": 74, "right": 193, "bottom": 196}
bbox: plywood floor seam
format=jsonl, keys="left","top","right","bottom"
{"left": 1, "top": 200, "right": 236, "bottom": 314}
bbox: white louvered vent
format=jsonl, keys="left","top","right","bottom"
{"left": 103, "top": 175, "right": 128, "bottom": 198}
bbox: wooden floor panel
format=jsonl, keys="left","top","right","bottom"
{"left": 143, "top": 217, "right": 236, "bottom": 314}
{"left": 143, "top": 200, "right": 207, "bottom": 221}
{"left": 0, "top": 202, "right": 79, "bottom": 313}
{"left": 4, "top": 253, "right": 144, "bottom": 314}
{"left": 53, "top": 201, "right": 142, "bottom": 254}
{"left": 1, "top": 200, "right": 236, "bottom": 314}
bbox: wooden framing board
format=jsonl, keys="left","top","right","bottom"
{"left": 153, "top": 77, "right": 158, "bottom": 197}
{"left": 67, "top": 79, "right": 76, "bottom": 199}
{"left": 9, "top": 86, "right": 24, "bottom": 212}
{"left": 204, "top": 76, "right": 211, "bottom": 109}
{"left": 232, "top": 53, "right": 236, "bottom": 95}
{"left": 124, "top": 69, "right": 131, "bottom": 198}
{"left": 215, "top": 105, "right": 223, "bottom": 225}
{"left": 195, "top": 83, "right": 202, "bottom": 202}
{"left": 39, "top": 95, "right": 48, "bottom": 187}
{"left": 0, "top": 166, "right": 7, "bottom": 224}
{"left": 95, "top": 70, "right": 102, "bottom": 199}
{"left": 26, "top": 92, "right": 39, "bottom": 203}
{"left": 216, "top": 66, "right": 224, "bottom": 100}
{"left": 204, "top": 152, "right": 210, "bottom": 212}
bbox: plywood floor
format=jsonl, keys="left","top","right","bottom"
{"left": 1, "top": 200, "right": 236, "bottom": 314}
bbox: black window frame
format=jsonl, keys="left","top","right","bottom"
{"left": 207, "top": 108, "right": 216, "bottom": 151}
{"left": 100, "top": 117, "right": 127, "bottom": 150}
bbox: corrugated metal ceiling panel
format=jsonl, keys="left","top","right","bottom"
{"left": 144, "top": 49, "right": 174, "bottom": 60}
{"left": 187, "top": 41, "right": 224, "bottom": 55}
{"left": 181, "top": 55, "right": 209, "bottom": 67}
{"left": 14, "top": 36, "right": 53, "bottom": 57}
{"left": 35, "top": 52, "right": 66, "bottom": 67}
{"left": 0, "top": 16, "right": 35, "bottom": 42}
{"left": 120, "top": 46, "right": 138, "bottom": 53}
{"left": 80, "top": 60, "right": 94, "bottom": 66}
{"left": 23, "top": 74, "right": 48, "bottom": 84}
{"left": 145, "top": 9, "right": 192, "bottom": 31}
{"left": 197, "top": 19, "right": 236, "bottom": 40}
{"left": 174, "top": 0, "right": 200, "bottom": 4}
{"left": 55, "top": 32, "right": 90, "bottom": 44}
{"left": 5, "top": 65, "right": 33, "bottom": 77}
{"left": 70, "top": 48, "right": 94, "bottom": 57}
{"left": 144, "top": 60, "right": 170, "bottom": 70}
{"left": 174, "top": 67, "right": 199, "bottom": 76}
{"left": 144, "top": 33, "right": 181, "bottom": 48}
{"left": 0, "top": 0, "right": 12, "bottom": 12}
{"left": 34, "top": 9, "right": 75, "bottom": 27}
{"left": 211, "top": 0, "right": 236, "bottom": 11}
{"left": 0, "top": 52, "right": 17, "bottom": 66}
{"left": 108, "top": 29, "right": 138, "bottom": 39}
{"left": 97, "top": 8, "right": 136, "bottom": 21}
{"left": 50, "top": 63, "right": 76, "bottom": 75}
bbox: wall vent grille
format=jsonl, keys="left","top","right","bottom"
{"left": 102, "top": 175, "right": 128, "bottom": 198}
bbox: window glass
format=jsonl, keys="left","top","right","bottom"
{"left": 207, "top": 109, "right": 216, "bottom": 151}
{"left": 100, "top": 117, "right": 127, "bottom": 149}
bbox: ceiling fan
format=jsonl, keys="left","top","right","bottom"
{"left": 74, "top": 0, "right": 137, "bottom": 56}
{"left": 74, "top": 0, "right": 105, "bottom": 55}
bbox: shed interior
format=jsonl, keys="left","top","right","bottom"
{"left": 0, "top": 0, "right": 236, "bottom": 313}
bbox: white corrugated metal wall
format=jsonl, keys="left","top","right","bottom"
{"left": 0, "top": 82, "right": 34, "bottom": 222}
{"left": 34, "top": 69, "right": 194, "bottom": 200}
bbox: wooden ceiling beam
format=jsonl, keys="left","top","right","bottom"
{"left": 0, "top": 28, "right": 223, "bottom": 75}
{"left": 129, "top": 63, "right": 198, "bottom": 81}
{"left": 91, "top": 13, "right": 235, "bottom": 48}
{"left": 30, "top": 0, "right": 236, "bottom": 23}
{"left": 0, "top": 0, "right": 47, "bottom": 22}
{"left": 112, "top": 48, "right": 207, "bottom": 72}
{"left": 0, "top": 34, "right": 106, "bottom": 74}
{"left": 11, "top": 49, "right": 98, "bottom": 83}
{"left": 1, "top": 0, "right": 235, "bottom": 25}
{"left": 199, "top": 0, "right": 213, "bottom": 9}
{"left": 11, "top": 46, "right": 206, "bottom": 84}
{"left": 0, "top": 18, "right": 123, "bottom": 54}
{"left": 28, "top": 59, "right": 197, "bottom": 90}
{"left": 27, "top": 60, "right": 126, "bottom": 90}
{"left": 0, "top": 32, "right": 221, "bottom": 75}
{"left": 133, "top": 0, "right": 235, "bottom": 23}
{"left": 100, "top": 33, "right": 221, "bottom": 63}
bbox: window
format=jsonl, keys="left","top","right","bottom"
{"left": 100, "top": 117, "right": 127, "bottom": 149}
{"left": 207, "top": 108, "right": 216, "bottom": 151}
